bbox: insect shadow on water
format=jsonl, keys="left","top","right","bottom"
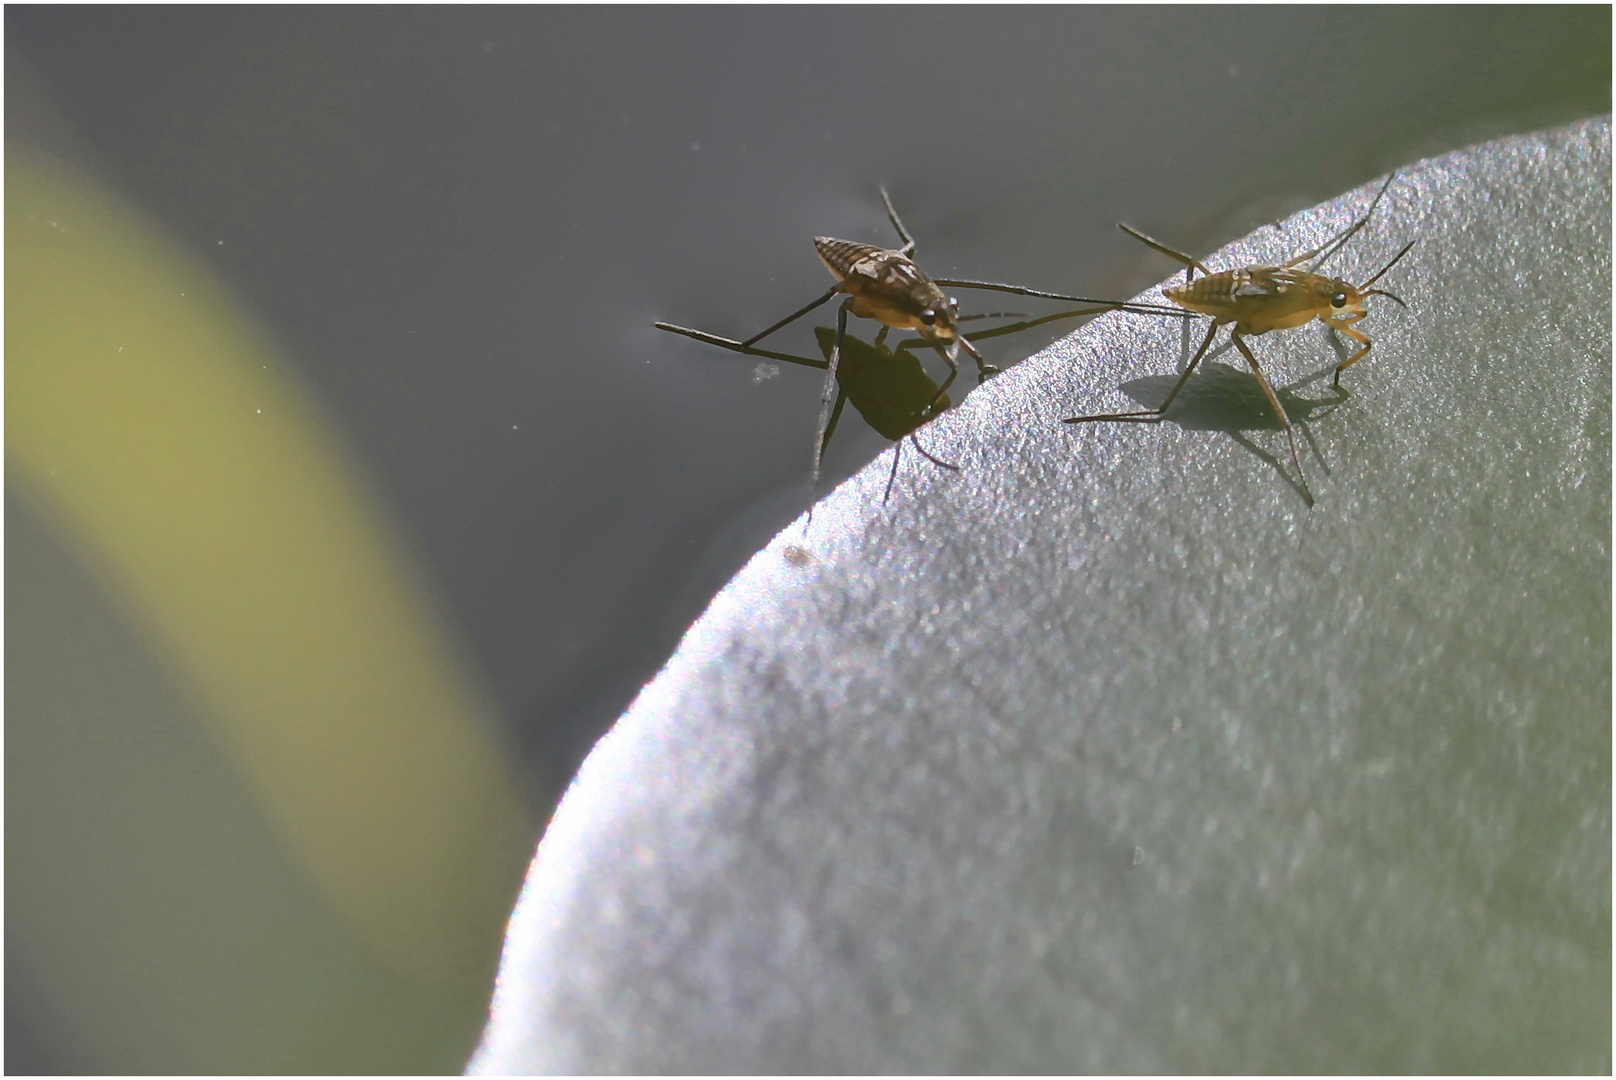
{"left": 1062, "top": 172, "right": 1417, "bottom": 507}
{"left": 668, "top": 306, "right": 1124, "bottom": 505}
{"left": 657, "top": 186, "right": 1194, "bottom": 488}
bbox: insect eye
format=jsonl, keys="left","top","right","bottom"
{"left": 1331, "top": 292, "right": 1349, "bottom": 308}
{"left": 919, "top": 308, "right": 937, "bottom": 326}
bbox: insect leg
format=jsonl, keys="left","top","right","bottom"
{"left": 905, "top": 432, "right": 959, "bottom": 472}
{"left": 954, "top": 333, "right": 999, "bottom": 382}
{"left": 1230, "top": 331, "right": 1313, "bottom": 507}
{"left": 1329, "top": 316, "right": 1374, "bottom": 388}
{"left": 812, "top": 297, "right": 857, "bottom": 485}
{"left": 878, "top": 186, "right": 918, "bottom": 258}
{"left": 1117, "top": 223, "right": 1213, "bottom": 278}
{"left": 740, "top": 285, "right": 843, "bottom": 347}
{"left": 1062, "top": 318, "right": 1221, "bottom": 424}
{"left": 653, "top": 322, "right": 829, "bottom": 369}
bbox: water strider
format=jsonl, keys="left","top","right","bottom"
{"left": 1063, "top": 172, "right": 1416, "bottom": 506}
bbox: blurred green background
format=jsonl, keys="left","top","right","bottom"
{"left": 6, "top": 8, "right": 1609, "bottom": 1072}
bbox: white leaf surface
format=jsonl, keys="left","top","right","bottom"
{"left": 474, "top": 119, "right": 1611, "bottom": 1074}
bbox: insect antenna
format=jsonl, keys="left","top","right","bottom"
{"left": 1358, "top": 238, "right": 1417, "bottom": 296}
{"left": 957, "top": 311, "right": 1029, "bottom": 322}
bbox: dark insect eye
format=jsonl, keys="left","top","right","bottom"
{"left": 919, "top": 309, "right": 937, "bottom": 326}
{"left": 1331, "top": 292, "right": 1349, "bottom": 308}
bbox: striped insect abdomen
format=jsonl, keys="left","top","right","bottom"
{"left": 1165, "top": 269, "right": 1253, "bottom": 316}
{"left": 814, "top": 238, "right": 886, "bottom": 281}
{"left": 813, "top": 237, "right": 947, "bottom": 331}
{"left": 1165, "top": 266, "right": 1318, "bottom": 329}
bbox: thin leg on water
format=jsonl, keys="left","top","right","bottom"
{"left": 654, "top": 322, "right": 828, "bottom": 369}
{"left": 741, "top": 285, "right": 842, "bottom": 347}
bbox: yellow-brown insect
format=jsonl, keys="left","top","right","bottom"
{"left": 658, "top": 187, "right": 1190, "bottom": 484}
{"left": 1063, "top": 172, "right": 1415, "bottom": 506}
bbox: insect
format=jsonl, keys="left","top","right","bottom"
{"left": 1062, "top": 172, "right": 1416, "bottom": 506}
{"left": 657, "top": 187, "right": 1192, "bottom": 484}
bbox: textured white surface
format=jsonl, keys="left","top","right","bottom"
{"left": 475, "top": 120, "right": 1610, "bottom": 1073}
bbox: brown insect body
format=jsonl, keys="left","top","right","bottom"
{"left": 814, "top": 237, "right": 960, "bottom": 343}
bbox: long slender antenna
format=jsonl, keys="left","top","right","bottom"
{"left": 1359, "top": 238, "right": 1417, "bottom": 290}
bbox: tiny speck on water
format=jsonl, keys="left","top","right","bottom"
{"left": 1131, "top": 846, "right": 1145, "bottom": 866}
{"left": 752, "top": 362, "right": 780, "bottom": 384}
